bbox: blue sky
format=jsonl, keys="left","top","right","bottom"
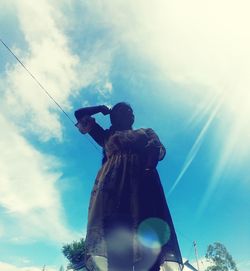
{"left": 0, "top": 1, "right": 250, "bottom": 270}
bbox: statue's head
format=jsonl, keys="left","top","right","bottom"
{"left": 110, "top": 102, "right": 134, "bottom": 130}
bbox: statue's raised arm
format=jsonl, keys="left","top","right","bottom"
{"left": 74, "top": 105, "right": 110, "bottom": 147}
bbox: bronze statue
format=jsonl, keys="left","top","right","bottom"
{"left": 75, "top": 102, "right": 182, "bottom": 271}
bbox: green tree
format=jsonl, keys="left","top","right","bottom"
{"left": 62, "top": 238, "right": 86, "bottom": 270}
{"left": 205, "top": 242, "right": 238, "bottom": 271}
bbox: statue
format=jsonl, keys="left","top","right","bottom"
{"left": 75, "top": 102, "right": 183, "bottom": 271}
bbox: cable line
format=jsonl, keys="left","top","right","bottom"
{"left": 0, "top": 38, "right": 75, "bottom": 125}
{"left": 0, "top": 38, "right": 101, "bottom": 153}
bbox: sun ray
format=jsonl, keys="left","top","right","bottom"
{"left": 168, "top": 94, "right": 224, "bottom": 197}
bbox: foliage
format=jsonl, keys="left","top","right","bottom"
{"left": 205, "top": 242, "right": 238, "bottom": 271}
{"left": 62, "top": 238, "right": 86, "bottom": 270}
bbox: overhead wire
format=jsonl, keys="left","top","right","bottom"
{"left": 0, "top": 38, "right": 101, "bottom": 153}
{"left": 0, "top": 38, "right": 75, "bottom": 124}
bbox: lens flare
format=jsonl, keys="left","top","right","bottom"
{"left": 137, "top": 217, "right": 171, "bottom": 249}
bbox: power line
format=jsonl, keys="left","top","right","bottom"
{"left": 1, "top": 38, "right": 76, "bottom": 125}
{"left": 0, "top": 38, "right": 101, "bottom": 153}
{"left": 0, "top": 38, "right": 75, "bottom": 125}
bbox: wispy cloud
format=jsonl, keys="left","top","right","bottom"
{"left": 1, "top": 0, "right": 114, "bottom": 141}
{"left": 1, "top": 0, "right": 80, "bottom": 141}
{"left": 0, "top": 114, "right": 79, "bottom": 243}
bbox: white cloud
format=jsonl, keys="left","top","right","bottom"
{"left": 83, "top": 0, "right": 250, "bottom": 106}
{"left": 0, "top": 262, "right": 57, "bottom": 271}
{"left": 1, "top": 0, "right": 78, "bottom": 141}
{"left": 1, "top": 0, "right": 114, "bottom": 141}
{"left": 0, "top": 113, "right": 79, "bottom": 243}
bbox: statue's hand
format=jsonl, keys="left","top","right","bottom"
{"left": 75, "top": 115, "right": 95, "bottom": 134}
{"left": 100, "top": 105, "right": 111, "bottom": 115}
